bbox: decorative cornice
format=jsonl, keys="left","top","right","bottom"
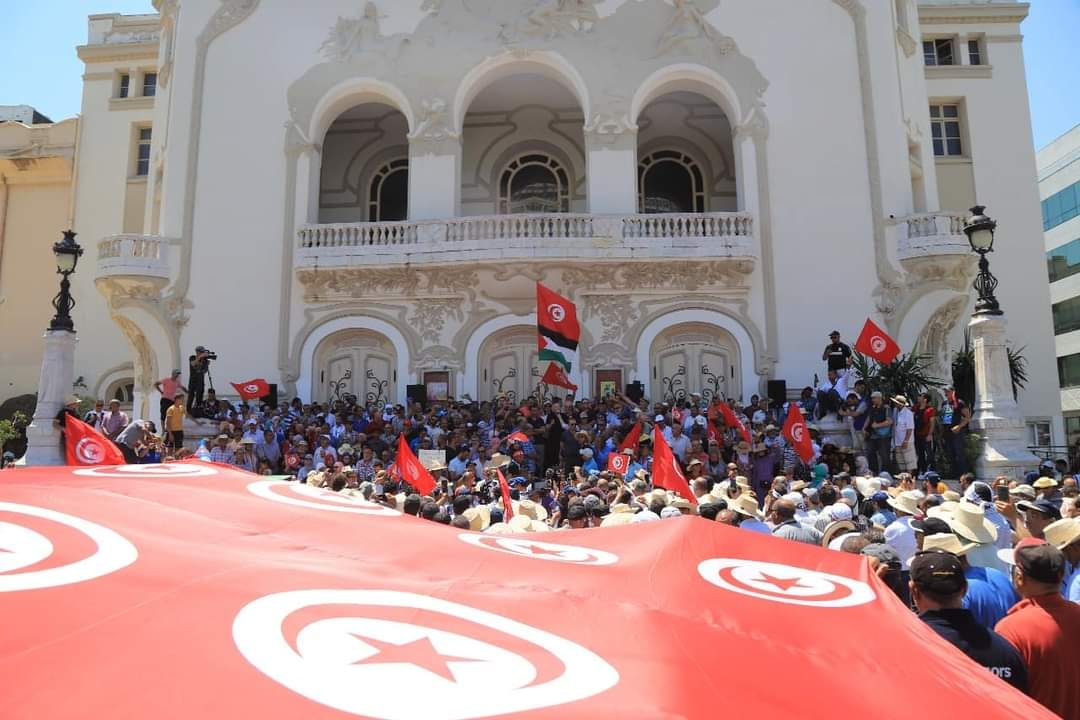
{"left": 76, "top": 42, "right": 159, "bottom": 63}
{"left": 918, "top": 4, "right": 1029, "bottom": 25}
{"left": 925, "top": 65, "right": 993, "bottom": 80}
{"left": 109, "top": 96, "right": 156, "bottom": 111}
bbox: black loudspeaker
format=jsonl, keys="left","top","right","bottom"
{"left": 625, "top": 382, "right": 644, "bottom": 403}
{"left": 406, "top": 384, "right": 427, "bottom": 408}
{"left": 767, "top": 380, "right": 787, "bottom": 408}
{"left": 266, "top": 383, "right": 278, "bottom": 408}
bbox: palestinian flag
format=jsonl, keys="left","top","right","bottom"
{"left": 537, "top": 283, "right": 579, "bottom": 373}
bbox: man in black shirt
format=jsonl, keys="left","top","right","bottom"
{"left": 822, "top": 330, "right": 852, "bottom": 371}
{"left": 188, "top": 346, "right": 211, "bottom": 410}
{"left": 910, "top": 549, "right": 1028, "bottom": 693}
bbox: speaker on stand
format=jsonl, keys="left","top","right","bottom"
{"left": 766, "top": 380, "right": 787, "bottom": 409}
{"left": 406, "top": 384, "right": 427, "bottom": 410}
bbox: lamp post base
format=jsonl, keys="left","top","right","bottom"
{"left": 21, "top": 329, "right": 78, "bottom": 467}
{"left": 968, "top": 312, "right": 1039, "bottom": 482}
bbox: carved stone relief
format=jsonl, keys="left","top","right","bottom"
{"left": 913, "top": 296, "right": 967, "bottom": 382}
{"left": 408, "top": 299, "right": 465, "bottom": 343}
{"left": 656, "top": 0, "right": 735, "bottom": 58}
{"left": 321, "top": 2, "right": 385, "bottom": 63}
{"left": 296, "top": 267, "right": 479, "bottom": 301}
{"left": 584, "top": 295, "right": 639, "bottom": 343}
{"left": 408, "top": 98, "right": 461, "bottom": 156}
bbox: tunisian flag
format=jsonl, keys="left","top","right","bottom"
{"left": 495, "top": 468, "right": 515, "bottom": 520}
{"left": 64, "top": 415, "right": 125, "bottom": 466}
{"left": 651, "top": 426, "right": 697, "bottom": 505}
{"left": 716, "top": 401, "right": 752, "bottom": 444}
{"left": 607, "top": 452, "right": 630, "bottom": 477}
{"left": 0, "top": 462, "right": 1055, "bottom": 719}
{"left": 854, "top": 318, "right": 901, "bottom": 365}
{"left": 542, "top": 363, "right": 578, "bottom": 392}
{"left": 395, "top": 434, "right": 435, "bottom": 496}
{"left": 231, "top": 378, "right": 270, "bottom": 401}
{"left": 782, "top": 402, "right": 816, "bottom": 464}
{"left": 537, "top": 283, "right": 579, "bottom": 373}
{"left": 616, "top": 421, "right": 642, "bottom": 453}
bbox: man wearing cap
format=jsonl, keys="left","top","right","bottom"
{"left": 188, "top": 346, "right": 212, "bottom": 411}
{"left": 995, "top": 539, "right": 1080, "bottom": 717}
{"left": 154, "top": 369, "right": 188, "bottom": 429}
{"left": 865, "top": 391, "right": 892, "bottom": 476}
{"left": 1042, "top": 519, "right": 1080, "bottom": 602}
{"left": 822, "top": 330, "right": 852, "bottom": 371}
{"left": 891, "top": 395, "right": 916, "bottom": 474}
{"left": 909, "top": 549, "right": 1027, "bottom": 692}
{"left": 1012, "top": 498, "right": 1062, "bottom": 541}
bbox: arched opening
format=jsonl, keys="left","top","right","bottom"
{"left": 313, "top": 328, "right": 398, "bottom": 406}
{"left": 460, "top": 73, "right": 585, "bottom": 216}
{"left": 635, "top": 90, "right": 737, "bottom": 213}
{"left": 477, "top": 325, "right": 544, "bottom": 403}
{"left": 649, "top": 322, "right": 741, "bottom": 404}
{"left": 319, "top": 102, "right": 409, "bottom": 223}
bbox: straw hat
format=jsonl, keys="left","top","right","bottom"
{"left": 609, "top": 503, "right": 635, "bottom": 515}
{"left": 790, "top": 480, "right": 807, "bottom": 492}
{"left": 515, "top": 499, "right": 549, "bottom": 522}
{"left": 670, "top": 497, "right": 692, "bottom": 512}
{"left": 1032, "top": 477, "right": 1059, "bottom": 489}
{"left": 927, "top": 501, "right": 959, "bottom": 519}
{"left": 735, "top": 475, "right": 751, "bottom": 490}
{"left": 1010, "top": 485, "right": 1037, "bottom": 501}
{"left": 920, "top": 532, "right": 976, "bottom": 557}
{"left": 942, "top": 490, "right": 962, "bottom": 502}
{"left": 887, "top": 490, "right": 921, "bottom": 516}
{"left": 948, "top": 501, "right": 998, "bottom": 545}
{"left": 821, "top": 520, "right": 856, "bottom": 549}
{"left": 708, "top": 484, "right": 727, "bottom": 501}
{"left": 855, "top": 476, "right": 882, "bottom": 498}
{"left": 488, "top": 453, "right": 512, "bottom": 469}
{"left": 891, "top": 395, "right": 909, "bottom": 407}
{"left": 731, "top": 494, "right": 763, "bottom": 520}
{"left": 600, "top": 511, "right": 636, "bottom": 527}
{"left": 508, "top": 514, "right": 534, "bottom": 532}
{"left": 1044, "top": 518, "right": 1080, "bottom": 550}
{"left": 485, "top": 522, "right": 514, "bottom": 535}
{"left": 463, "top": 505, "right": 491, "bottom": 532}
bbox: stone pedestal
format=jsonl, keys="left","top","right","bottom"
{"left": 815, "top": 412, "right": 853, "bottom": 449}
{"left": 22, "top": 330, "right": 78, "bottom": 466}
{"left": 969, "top": 312, "right": 1039, "bottom": 481}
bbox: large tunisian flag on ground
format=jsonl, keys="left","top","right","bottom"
{"left": 0, "top": 462, "right": 1052, "bottom": 719}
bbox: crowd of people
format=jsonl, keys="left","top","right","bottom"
{"left": 40, "top": 336, "right": 1080, "bottom": 716}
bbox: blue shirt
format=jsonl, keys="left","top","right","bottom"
{"left": 870, "top": 510, "right": 896, "bottom": 527}
{"left": 963, "top": 566, "right": 1019, "bottom": 629}
{"left": 1064, "top": 562, "right": 1080, "bottom": 603}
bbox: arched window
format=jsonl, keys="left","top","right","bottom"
{"left": 499, "top": 154, "right": 570, "bottom": 214}
{"left": 367, "top": 158, "right": 408, "bottom": 221}
{"left": 638, "top": 150, "right": 706, "bottom": 214}
{"left": 105, "top": 378, "right": 135, "bottom": 405}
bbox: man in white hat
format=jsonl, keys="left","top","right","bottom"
{"left": 1043, "top": 519, "right": 1080, "bottom": 602}
{"left": 731, "top": 495, "right": 770, "bottom": 534}
{"left": 884, "top": 490, "right": 922, "bottom": 566}
{"left": 891, "top": 395, "right": 916, "bottom": 474}
{"left": 949, "top": 501, "right": 1009, "bottom": 574}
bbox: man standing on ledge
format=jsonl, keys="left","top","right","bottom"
{"left": 154, "top": 369, "right": 187, "bottom": 429}
{"left": 822, "top": 330, "right": 852, "bottom": 371}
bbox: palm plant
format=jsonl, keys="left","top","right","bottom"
{"left": 951, "top": 329, "right": 1028, "bottom": 405}
{"left": 851, "top": 352, "right": 946, "bottom": 402}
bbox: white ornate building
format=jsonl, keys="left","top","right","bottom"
{"left": 0, "top": 0, "right": 1063, "bottom": 442}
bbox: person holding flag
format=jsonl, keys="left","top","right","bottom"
{"left": 651, "top": 425, "right": 697, "bottom": 507}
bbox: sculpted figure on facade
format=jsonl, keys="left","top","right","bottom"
{"left": 321, "top": 2, "right": 384, "bottom": 62}
{"left": 525, "top": 0, "right": 599, "bottom": 38}
{"left": 656, "top": 0, "right": 733, "bottom": 58}
{"left": 409, "top": 98, "right": 459, "bottom": 154}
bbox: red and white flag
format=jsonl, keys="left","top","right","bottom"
{"left": 231, "top": 378, "right": 271, "bottom": 401}
{"left": 854, "top": 318, "right": 901, "bottom": 365}
{"left": 496, "top": 468, "right": 515, "bottom": 520}
{"left": 65, "top": 415, "right": 125, "bottom": 466}
{"left": 651, "top": 426, "right": 696, "bottom": 505}
{"left": 607, "top": 452, "right": 630, "bottom": 477}
{"left": 396, "top": 434, "right": 435, "bottom": 496}
{"left": 507, "top": 431, "right": 529, "bottom": 444}
{"left": 542, "top": 363, "right": 578, "bottom": 392}
{"left": 782, "top": 402, "right": 816, "bottom": 465}
{"left": 617, "top": 421, "right": 642, "bottom": 453}
{"left": 716, "top": 401, "right": 752, "bottom": 444}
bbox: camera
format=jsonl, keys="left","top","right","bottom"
{"left": 203, "top": 350, "right": 218, "bottom": 360}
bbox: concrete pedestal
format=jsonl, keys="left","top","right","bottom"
{"left": 22, "top": 330, "right": 78, "bottom": 466}
{"left": 814, "top": 412, "right": 853, "bottom": 449}
{"left": 969, "top": 312, "right": 1039, "bottom": 481}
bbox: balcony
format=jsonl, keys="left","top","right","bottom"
{"left": 893, "top": 212, "right": 971, "bottom": 262}
{"left": 294, "top": 212, "right": 755, "bottom": 269}
{"left": 95, "top": 234, "right": 171, "bottom": 282}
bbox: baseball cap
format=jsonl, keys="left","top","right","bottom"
{"left": 871, "top": 490, "right": 889, "bottom": 503}
{"left": 911, "top": 517, "right": 952, "bottom": 535}
{"left": 909, "top": 550, "right": 966, "bottom": 595}
{"left": 654, "top": 414, "right": 665, "bottom": 422}
{"left": 1013, "top": 537, "right": 1066, "bottom": 584}
{"left": 1016, "top": 498, "right": 1062, "bottom": 520}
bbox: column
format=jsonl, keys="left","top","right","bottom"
{"left": 584, "top": 126, "right": 638, "bottom": 215}
{"left": 23, "top": 330, "right": 78, "bottom": 465}
{"left": 408, "top": 135, "right": 461, "bottom": 220}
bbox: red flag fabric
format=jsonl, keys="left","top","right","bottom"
{"left": 782, "top": 402, "right": 816, "bottom": 464}
{"left": 507, "top": 431, "right": 529, "bottom": 444}
{"left": 395, "top": 434, "right": 435, "bottom": 496}
{"left": 854, "top": 318, "right": 901, "bottom": 365}
{"left": 536, "top": 283, "right": 580, "bottom": 345}
{"left": 651, "top": 426, "right": 696, "bottom": 505}
{"left": 607, "top": 452, "right": 630, "bottom": 477}
{"left": 541, "top": 363, "right": 578, "bottom": 392}
{"left": 0, "top": 462, "right": 1054, "bottom": 719}
{"left": 717, "top": 401, "right": 752, "bottom": 444}
{"left": 63, "top": 415, "right": 125, "bottom": 466}
{"left": 230, "top": 378, "right": 271, "bottom": 401}
{"left": 616, "top": 421, "right": 642, "bottom": 453}
{"left": 495, "top": 468, "right": 515, "bottom": 521}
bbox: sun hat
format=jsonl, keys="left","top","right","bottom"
{"left": 1032, "top": 477, "right": 1059, "bottom": 489}
{"left": 855, "top": 476, "right": 882, "bottom": 498}
{"left": 488, "top": 453, "right": 511, "bottom": 468}
{"left": 887, "top": 490, "right": 922, "bottom": 516}
{"left": 947, "top": 501, "right": 998, "bottom": 544}
{"left": 730, "top": 494, "right": 763, "bottom": 520}
{"left": 600, "top": 511, "right": 636, "bottom": 527}
{"left": 515, "top": 499, "right": 549, "bottom": 522}
{"left": 821, "top": 520, "right": 856, "bottom": 548}
{"left": 508, "top": 514, "right": 534, "bottom": 533}
{"left": 840, "top": 487, "right": 859, "bottom": 507}
{"left": 927, "top": 501, "right": 959, "bottom": 519}
{"left": 891, "top": 395, "right": 909, "bottom": 407}
{"left": 735, "top": 476, "right": 751, "bottom": 490}
{"left": 1043, "top": 518, "right": 1080, "bottom": 550}
{"left": 942, "top": 490, "right": 962, "bottom": 502}
{"left": 1010, "top": 485, "right": 1037, "bottom": 501}
{"left": 660, "top": 506, "right": 682, "bottom": 519}
{"left": 462, "top": 505, "right": 491, "bottom": 532}
{"left": 485, "top": 522, "right": 514, "bottom": 535}
{"left": 633, "top": 510, "right": 661, "bottom": 523}
{"left": 920, "top": 532, "right": 976, "bottom": 557}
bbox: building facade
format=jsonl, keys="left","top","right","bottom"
{"left": 1040, "top": 123, "right": 1080, "bottom": 446}
{"left": 0, "top": 0, "right": 1063, "bottom": 443}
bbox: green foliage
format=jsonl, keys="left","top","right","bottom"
{"left": 951, "top": 329, "right": 1028, "bottom": 405}
{"left": 851, "top": 352, "right": 946, "bottom": 403}
{"left": 0, "top": 411, "right": 29, "bottom": 452}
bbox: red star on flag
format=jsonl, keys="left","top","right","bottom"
{"left": 755, "top": 573, "right": 807, "bottom": 592}
{"left": 523, "top": 544, "right": 569, "bottom": 558}
{"left": 351, "top": 634, "right": 477, "bottom": 682}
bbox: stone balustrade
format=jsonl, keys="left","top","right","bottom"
{"left": 894, "top": 212, "right": 971, "bottom": 260}
{"left": 96, "top": 234, "right": 171, "bottom": 280}
{"left": 296, "top": 212, "right": 755, "bottom": 267}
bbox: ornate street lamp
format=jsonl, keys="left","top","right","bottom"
{"left": 49, "top": 229, "right": 84, "bottom": 332}
{"left": 963, "top": 205, "right": 1002, "bottom": 316}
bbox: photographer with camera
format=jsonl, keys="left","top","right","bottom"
{"left": 188, "top": 345, "right": 217, "bottom": 412}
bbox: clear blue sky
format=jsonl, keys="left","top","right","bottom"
{"left": 0, "top": 0, "right": 1077, "bottom": 149}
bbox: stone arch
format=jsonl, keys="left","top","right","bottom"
{"left": 297, "top": 316, "right": 411, "bottom": 404}
{"left": 629, "top": 63, "right": 744, "bottom": 128}
{"left": 93, "top": 363, "right": 136, "bottom": 405}
{"left": 649, "top": 322, "right": 741, "bottom": 405}
{"left": 463, "top": 314, "right": 537, "bottom": 400}
{"left": 635, "top": 308, "right": 758, "bottom": 405}
{"left": 308, "top": 77, "right": 416, "bottom": 145}
{"left": 453, "top": 52, "right": 591, "bottom": 135}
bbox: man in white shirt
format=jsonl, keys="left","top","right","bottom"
{"left": 815, "top": 368, "right": 851, "bottom": 418}
{"left": 448, "top": 446, "right": 471, "bottom": 479}
{"left": 891, "top": 395, "right": 916, "bottom": 473}
{"left": 883, "top": 490, "right": 921, "bottom": 566}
